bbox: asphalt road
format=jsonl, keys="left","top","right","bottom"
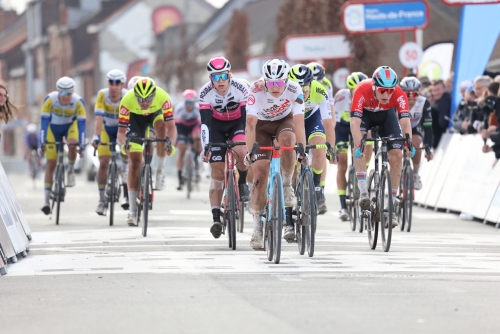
{"left": 2, "top": 166, "right": 500, "bottom": 334}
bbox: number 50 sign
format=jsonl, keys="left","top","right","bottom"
{"left": 399, "top": 42, "right": 423, "bottom": 68}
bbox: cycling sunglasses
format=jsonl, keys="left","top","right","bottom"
{"left": 60, "top": 91, "right": 73, "bottom": 97}
{"left": 265, "top": 80, "right": 286, "bottom": 89}
{"left": 376, "top": 87, "right": 395, "bottom": 95}
{"left": 406, "top": 91, "right": 419, "bottom": 98}
{"left": 211, "top": 73, "right": 229, "bottom": 82}
{"left": 301, "top": 84, "right": 311, "bottom": 93}
{"left": 108, "top": 79, "right": 122, "bottom": 86}
{"left": 185, "top": 101, "right": 195, "bottom": 106}
{"left": 135, "top": 93, "right": 155, "bottom": 103}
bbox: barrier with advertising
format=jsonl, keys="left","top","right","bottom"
{"left": 415, "top": 133, "right": 500, "bottom": 224}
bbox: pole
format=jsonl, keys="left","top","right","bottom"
{"left": 401, "top": 31, "right": 407, "bottom": 77}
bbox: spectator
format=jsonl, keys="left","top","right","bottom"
{"left": 481, "top": 85, "right": 500, "bottom": 166}
{"left": 445, "top": 72, "right": 454, "bottom": 92}
{"left": 494, "top": 75, "right": 500, "bottom": 84}
{"left": 430, "top": 80, "right": 451, "bottom": 148}
{"left": 0, "top": 83, "right": 18, "bottom": 124}
{"left": 481, "top": 82, "right": 500, "bottom": 141}
{"left": 453, "top": 83, "right": 477, "bottom": 134}
{"left": 418, "top": 76, "right": 432, "bottom": 93}
{"left": 473, "top": 75, "right": 493, "bottom": 105}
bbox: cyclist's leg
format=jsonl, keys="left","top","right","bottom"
{"left": 353, "top": 114, "right": 370, "bottom": 209}
{"left": 65, "top": 121, "right": 79, "bottom": 187}
{"left": 42, "top": 125, "right": 59, "bottom": 214}
{"left": 382, "top": 111, "right": 404, "bottom": 208}
{"left": 276, "top": 114, "right": 297, "bottom": 207}
{"left": 411, "top": 127, "right": 424, "bottom": 189}
{"left": 365, "top": 130, "right": 374, "bottom": 167}
{"left": 335, "top": 123, "right": 350, "bottom": 219}
{"left": 175, "top": 123, "right": 188, "bottom": 189}
{"left": 153, "top": 112, "right": 168, "bottom": 190}
{"left": 97, "top": 125, "right": 112, "bottom": 202}
{"left": 229, "top": 118, "right": 249, "bottom": 201}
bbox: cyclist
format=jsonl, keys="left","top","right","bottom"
{"left": 245, "top": 59, "right": 306, "bottom": 249}
{"left": 175, "top": 89, "right": 202, "bottom": 190}
{"left": 24, "top": 123, "right": 42, "bottom": 172}
{"left": 199, "top": 56, "right": 250, "bottom": 239}
{"left": 288, "top": 64, "right": 335, "bottom": 215}
{"left": 128, "top": 76, "right": 140, "bottom": 90}
{"left": 92, "top": 69, "right": 129, "bottom": 215}
{"left": 334, "top": 72, "right": 368, "bottom": 222}
{"left": 117, "top": 77, "right": 177, "bottom": 226}
{"left": 351, "top": 66, "right": 413, "bottom": 228}
{"left": 399, "top": 76, "right": 434, "bottom": 190}
{"left": 40, "top": 76, "right": 86, "bottom": 215}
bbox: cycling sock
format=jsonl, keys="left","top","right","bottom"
{"left": 356, "top": 172, "right": 367, "bottom": 195}
{"left": 121, "top": 161, "right": 128, "bottom": 173}
{"left": 44, "top": 187, "right": 51, "bottom": 203}
{"left": 338, "top": 189, "right": 347, "bottom": 209}
{"left": 211, "top": 207, "right": 221, "bottom": 223}
{"left": 98, "top": 187, "right": 105, "bottom": 202}
{"left": 193, "top": 151, "right": 200, "bottom": 170}
{"left": 157, "top": 156, "right": 166, "bottom": 173}
{"left": 128, "top": 190, "right": 138, "bottom": 213}
{"left": 392, "top": 189, "right": 398, "bottom": 205}
{"left": 365, "top": 162, "right": 370, "bottom": 168}
{"left": 413, "top": 163, "right": 420, "bottom": 175}
{"left": 177, "top": 170, "right": 182, "bottom": 183}
{"left": 283, "top": 172, "right": 293, "bottom": 187}
{"left": 320, "top": 180, "right": 326, "bottom": 187}
{"left": 285, "top": 207, "right": 293, "bottom": 227}
{"left": 237, "top": 169, "right": 248, "bottom": 185}
{"left": 253, "top": 211, "right": 263, "bottom": 233}
{"left": 68, "top": 161, "right": 75, "bottom": 173}
{"left": 312, "top": 168, "right": 323, "bottom": 187}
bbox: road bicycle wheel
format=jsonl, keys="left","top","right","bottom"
{"left": 295, "top": 175, "right": 305, "bottom": 255}
{"left": 367, "top": 169, "right": 378, "bottom": 249}
{"left": 108, "top": 162, "right": 116, "bottom": 226}
{"left": 270, "top": 175, "right": 283, "bottom": 264}
{"left": 227, "top": 170, "right": 237, "bottom": 250}
{"left": 398, "top": 166, "right": 405, "bottom": 231}
{"left": 142, "top": 165, "right": 151, "bottom": 237}
{"left": 136, "top": 166, "right": 143, "bottom": 227}
{"left": 404, "top": 165, "right": 414, "bottom": 232}
{"left": 301, "top": 169, "right": 316, "bottom": 258}
{"left": 186, "top": 149, "right": 192, "bottom": 199}
{"left": 380, "top": 168, "right": 393, "bottom": 252}
{"left": 237, "top": 200, "right": 244, "bottom": 233}
{"left": 54, "top": 164, "right": 64, "bottom": 225}
{"left": 347, "top": 165, "right": 357, "bottom": 231}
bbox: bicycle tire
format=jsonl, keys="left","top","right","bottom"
{"left": 142, "top": 165, "right": 151, "bottom": 237}
{"left": 295, "top": 175, "right": 305, "bottom": 255}
{"left": 302, "top": 169, "right": 316, "bottom": 258}
{"left": 228, "top": 170, "right": 237, "bottom": 250}
{"left": 186, "top": 149, "right": 192, "bottom": 199}
{"left": 136, "top": 166, "right": 144, "bottom": 227}
{"left": 55, "top": 164, "right": 64, "bottom": 225}
{"left": 347, "top": 166, "right": 356, "bottom": 231}
{"left": 404, "top": 166, "right": 414, "bottom": 233}
{"left": 380, "top": 168, "right": 393, "bottom": 252}
{"left": 271, "top": 175, "right": 283, "bottom": 264}
{"left": 367, "top": 169, "right": 378, "bottom": 249}
{"left": 237, "top": 200, "right": 244, "bottom": 233}
{"left": 398, "top": 165, "right": 405, "bottom": 232}
{"left": 109, "top": 162, "right": 116, "bottom": 226}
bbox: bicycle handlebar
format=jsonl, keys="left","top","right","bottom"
{"left": 360, "top": 133, "right": 412, "bottom": 154}
{"left": 93, "top": 142, "right": 118, "bottom": 156}
{"left": 202, "top": 141, "right": 247, "bottom": 157}
{"left": 125, "top": 137, "right": 172, "bottom": 152}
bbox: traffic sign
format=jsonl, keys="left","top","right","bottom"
{"left": 399, "top": 42, "right": 423, "bottom": 68}
{"left": 442, "top": 0, "right": 500, "bottom": 4}
{"left": 283, "top": 33, "right": 350, "bottom": 61}
{"left": 342, "top": 0, "right": 430, "bottom": 34}
{"left": 333, "top": 68, "right": 351, "bottom": 89}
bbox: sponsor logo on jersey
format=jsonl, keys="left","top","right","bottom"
{"left": 120, "top": 107, "right": 129, "bottom": 116}
{"left": 316, "top": 87, "right": 328, "bottom": 99}
{"left": 263, "top": 99, "right": 291, "bottom": 117}
{"left": 356, "top": 96, "right": 366, "bottom": 111}
{"left": 335, "top": 95, "right": 345, "bottom": 103}
{"left": 211, "top": 146, "right": 221, "bottom": 151}
{"left": 211, "top": 155, "right": 223, "bottom": 161}
{"left": 397, "top": 95, "right": 407, "bottom": 110}
{"left": 215, "top": 99, "right": 223, "bottom": 104}
{"left": 248, "top": 95, "right": 256, "bottom": 105}
{"left": 162, "top": 100, "right": 172, "bottom": 110}
{"left": 199, "top": 85, "right": 212, "bottom": 100}
{"left": 287, "top": 84, "right": 297, "bottom": 94}
{"left": 231, "top": 80, "right": 248, "bottom": 95}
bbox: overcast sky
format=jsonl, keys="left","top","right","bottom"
{"left": 0, "top": 0, "right": 229, "bottom": 13}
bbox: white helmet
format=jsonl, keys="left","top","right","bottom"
{"left": 56, "top": 76, "right": 75, "bottom": 91}
{"left": 206, "top": 56, "right": 231, "bottom": 74}
{"left": 106, "top": 69, "right": 126, "bottom": 84}
{"left": 262, "top": 59, "right": 289, "bottom": 80}
{"left": 127, "top": 76, "right": 141, "bottom": 90}
{"left": 27, "top": 123, "right": 37, "bottom": 134}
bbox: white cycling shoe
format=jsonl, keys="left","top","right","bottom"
{"left": 155, "top": 171, "right": 165, "bottom": 191}
{"left": 66, "top": 170, "right": 76, "bottom": 187}
{"left": 126, "top": 212, "right": 138, "bottom": 226}
{"left": 250, "top": 230, "right": 263, "bottom": 250}
{"left": 413, "top": 174, "right": 422, "bottom": 190}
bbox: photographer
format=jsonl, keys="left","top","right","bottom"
{"left": 481, "top": 82, "right": 500, "bottom": 162}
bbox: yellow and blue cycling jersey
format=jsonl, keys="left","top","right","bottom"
{"left": 40, "top": 91, "right": 86, "bottom": 159}
{"left": 304, "top": 80, "right": 331, "bottom": 141}
{"left": 95, "top": 88, "right": 127, "bottom": 156}
{"left": 320, "top": 77, "right": 334, "bottom": 105}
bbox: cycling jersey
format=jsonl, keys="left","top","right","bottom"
{"left": 199, "top": 78, "right": 248, "bottom": 122}
{"left": 333, "top": 88, "right": 352, "bottom": 125}
{"left": 304, "top": 80, "right": 331, "bottom": 120}
{"left": 351, "top": 80, "right": 409, "bottom": 119}
{"left": 409, "top": 95, "right": 433, "bottom": 147}
{"left": 95, "top": 88, "right": 128, "bottom": 128}
{"left": 174, "top": 102, "right": 201, "bottom": 126}
{"left": 118, "top": 87, "right": 173, "bottom": 127}
{"left": 24, "top": 133, "right": 40, "bottom": 150}
{"left": 246, "top": 81, "right": 304, "bottom": 121}
{"left": 40, "top": 91, "right": 86, "bottom": 147}
{"left": 320, "top": 77, "right": 334, "bottom": 105}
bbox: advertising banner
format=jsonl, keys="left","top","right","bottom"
{"left": 283, "top": 33, "right": 350, "bottom": 61}
{"left": 342, "top": 0, "right": 429, "bottom": 33}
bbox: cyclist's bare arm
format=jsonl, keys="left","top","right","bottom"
{"left": 293, "top": 114, "right": 306, "bottom": 149}
{"left": 350, "top": 117, "right": 364, "bottom": 148}
{"left": 245, "top": 115, "right": 258, "bottom": 153}
{"left": 93, "top": 115, "right": 104, "bottom": 142}
{"left": 165, "top": 119, "right": 177, "bottom": 144}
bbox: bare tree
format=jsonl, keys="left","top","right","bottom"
{"left": 225, "top": 9, "right": 249, "bottom": 70}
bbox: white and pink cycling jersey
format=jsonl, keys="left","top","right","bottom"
{"left": 174, "top": 102, "right": 201, "bottom": 126}
{"left": 246, "top": 81, "right": 305, "bottom": 121}
{"left": 198, "top": 78, "right": 249, "bottom": 121}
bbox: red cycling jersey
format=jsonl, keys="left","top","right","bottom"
{"left": 350, "top": 79, "right": 409, "bottom": 119}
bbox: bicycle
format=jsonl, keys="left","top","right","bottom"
{"left": 183, "top": 136, "right": 200, "bottom": 199}
{"left": 397, "top": 145, "right": 430, "bottom": 232}
{"left": 294, "top": 143, "right": 336, "bottom": 257}
{"left": 203, "top": 141, "right": 246, "bottom": 250}
{"left": 93, "top": 142, "right": 121, "bottom": 226}
{"left": 358, "top": 127, "right": 412, "bottom": 252}
{"left": 45, "top": 140, "right": 80, "bottom": 225}
{"left": 28, "top": 149, "right": 39, "bottom": 189}
{"left": 126, "top": 126, "right": 172, "bottom": 237}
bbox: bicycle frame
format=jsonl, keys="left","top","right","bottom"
{"left": 224, "top": 148, "right": 240, "bottom": 215}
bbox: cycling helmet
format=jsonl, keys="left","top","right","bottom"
{"left": 262, "top": 59, "right": 289, "bottom": 80}
{"left": 307, "top": 62, "right": 326, "bottom": 81}
{"left": 27, "top": 123, "right": 37, "bottom": 134}
{"left": 400, "top": 76, "right": 421, "bottom": 92}
{"left": 183, "top": 89, "right": 197, "bottom": 101}
{"left": 372, "top": 66, "right": 398, "bottom": 88}
{"left": 207, "top": 56, "right": 231, "bottom": 74}
{"left": 288, "top": 64, "right": 314, "bottom": 86}
{"left": 106, "top": 69, "right": 126, "bottom": 84}
{"left": 134, "top": 77, "right": 156, "bottom": 98}
{"left": 127, "top": 76, "right": 140, "bottom": 90}
{"left": 346, "top": 72, "right": 368, "bottom": 89}
{"left": 56, "top": 76, "right": 75, "bottom": 91}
